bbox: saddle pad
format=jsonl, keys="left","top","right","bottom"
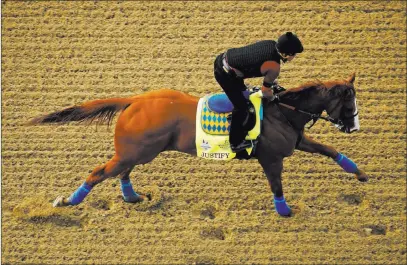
{"left": 196, "top": 90, "right": 263, "bottom": 161}
{"left": 207, "top": 90, "right": 251, "bottom": 113}
{"left": 201, "top": 104, "right": 231, "bottom": 135}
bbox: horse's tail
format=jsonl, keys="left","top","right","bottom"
{"left": 29, "top": 97, "right": 134, "bottom": 126}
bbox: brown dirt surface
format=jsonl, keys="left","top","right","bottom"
{"left": 2, "top": 1, "right": 406, "bottom": 264}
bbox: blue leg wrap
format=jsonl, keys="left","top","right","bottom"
{"left": 68, "top": 182, "right": 93, "bottom": 205}
{"left": 274, "top": 195, "right": 291, "bottom": 216}
{"left": 335, "top": 153, "right": 358, "bottom": 174}
{"left": 120, "top": 179, "right": 139, "bottom": 199}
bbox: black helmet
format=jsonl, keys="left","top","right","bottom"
{"left": 276, "top": 32, "right": 303, "bottom": 55}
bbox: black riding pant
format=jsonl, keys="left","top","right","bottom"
{"left": 214, "top": 53, "right": 250, "bottom": 146}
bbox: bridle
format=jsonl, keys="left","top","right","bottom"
{"left": 272, "top": 86, "right": 358, "bottom": 130}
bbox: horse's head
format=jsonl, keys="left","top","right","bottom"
{"left": 277, "top": 73, "right": 360, "bottom": 133}
{"left": 323, "top": 73, "right": 360, "bottom": 133}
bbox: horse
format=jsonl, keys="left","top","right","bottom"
{"left": 29, "top": 73, "right": 368, "bottom": 216}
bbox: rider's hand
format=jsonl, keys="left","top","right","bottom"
{"left": 271, "top": 82, "right": 285, "bottom": 93}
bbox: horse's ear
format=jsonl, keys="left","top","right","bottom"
{"left": 347, "top": 72, "right": 356, "bottom": 84}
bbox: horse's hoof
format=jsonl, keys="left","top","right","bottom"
{"left": 357, "top": 175, "right": 368, "bottom": 182}
{"left": 276, "top": 208, "right": 292, "bottom": 217}
{"left": 355, "top": 169, "right": 369, "bottom": 182}
{"left": 279, "top": 212, "right": 293, "bottom": 218}
{"left": 123, "top": 194, "right": 144, "bottom": 203}
{"left": 355, "top": 171, "right": 369, "bottom": 182}
{"left": 53, "top": 196, "right": 71, "bottom": 207}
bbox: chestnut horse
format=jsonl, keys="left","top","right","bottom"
{"left": 30, "top": 73, "right": 368, "bottom": 216}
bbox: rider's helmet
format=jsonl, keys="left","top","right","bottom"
{"left": 276, "top": 32, "right": 304, "bottom": 55}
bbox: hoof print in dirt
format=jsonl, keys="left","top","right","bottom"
{"left": 363, "top": 225, "right": 387, "bottom": 236}
{"left": 200, "top": 227, "right": 225, "bottom": 240}
{"left": 338, "top": 194, "right": 363, "bottom": 205}
{"left": 90, "top": 199, "right": 111, "bottom": 211}
{"left": 200, "top": 206, "right": 216, "bottom": 220}
{"left": 195, "top": 256, "right": 216, "bottom": 265}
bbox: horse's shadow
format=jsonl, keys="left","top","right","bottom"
{"left": 12, "top": 195, "right": 83, "bottom": 228}
{"left": 28, "top": 214, "right": 82, "bottom": 227}
{"left": 126, "top": 190, "right": 173, "bottom": 214}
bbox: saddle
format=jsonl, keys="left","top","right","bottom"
{"left": 202, "top": 91, "right": 256, "bottom": 135}
{"left": 196, "top": 90, "right": 263, "bottom": 161}
{"left": 207, "top": 91, "right": 250, "bottom": 113}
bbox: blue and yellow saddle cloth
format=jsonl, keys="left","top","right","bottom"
{"left": 196, "top": 91, "right": 263, "bottom": 160}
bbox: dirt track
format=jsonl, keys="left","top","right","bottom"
{"left": 1, "top": 1, "right": 406, "bottom": 264}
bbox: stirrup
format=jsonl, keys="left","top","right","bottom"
{"left": 230, "top": 140, "right": 253, "bottom": 153}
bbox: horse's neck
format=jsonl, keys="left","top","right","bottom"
{"left": 264, "top": 93, "right": 323, "bottom": 131}
{"left": 277, "top": 103, "right": 313, "bottom": 131}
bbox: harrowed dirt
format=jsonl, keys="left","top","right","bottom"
{"left": 1, "top": 1, "right": 406, "bottom": 264}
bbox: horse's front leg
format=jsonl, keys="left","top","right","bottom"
{"left": 296, "top": 134, "right": 368, "bottom": 182}
{"left": 257, "top": 151, "right": 291, "bottom": 216}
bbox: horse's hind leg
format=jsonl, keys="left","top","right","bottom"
{"left": 296, "top": 134, "right": 368, "bottom": 182}
{"left": 118, "top": 166, "right": 150, "bottom": 203}
{"left": 53, "top": 155, "right": 131, "bottom": 207}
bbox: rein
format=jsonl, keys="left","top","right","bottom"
{"left": 273, "top": 94, "right": 359, "bottom": 130}
{"left": 277, "top": 102, "right": 321, "bottom": 129}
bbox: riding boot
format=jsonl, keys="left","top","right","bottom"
{"left": 229, "top": 108, "right": 252, "bottom": 153}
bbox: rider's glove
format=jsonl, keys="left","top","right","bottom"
{"left": 271, "top": 81, "right": 286, "bottom": 94}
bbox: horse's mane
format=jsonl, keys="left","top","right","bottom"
{"left": 280, "top": 79, "right": 353, "bottom": 99}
